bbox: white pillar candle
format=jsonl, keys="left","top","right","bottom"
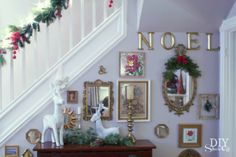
{"left": 126, "top": 85, "right": 134, "bottom": 100}
{"left": 77, "top": 106, "right": 81, "bottom": 114}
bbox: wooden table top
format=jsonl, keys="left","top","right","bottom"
{"left": 33, "top": 139, "right": 156, "bottom": 152}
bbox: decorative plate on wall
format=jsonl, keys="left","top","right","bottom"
{"left": 26, "top": 129, "right": 41, "bottom": 144}
{"left": 154, "top": 124, "right": 169, "bottom": 138}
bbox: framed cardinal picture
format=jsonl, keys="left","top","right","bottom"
{"left": 178, "top": 124, "right": 202, "bottom": 148}
{"left": 119, "top": 52, "right": 145, "bottom": 78}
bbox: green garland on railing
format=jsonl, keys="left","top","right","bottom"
{"left": 163, "top": 44, "right": 201, "bottom": 80}
{"left": 0, "top": 0, "right": 70, "bottom": 65}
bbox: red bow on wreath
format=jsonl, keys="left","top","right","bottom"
{"left": 177, "top": 55, "right": 188, "bottom": 65}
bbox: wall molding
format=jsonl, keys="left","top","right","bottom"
{"left": 0, "top": 0, "right": 127, "bottom": 146}
{"left": 219, "top": 16, "right": 236, "bottom": 157}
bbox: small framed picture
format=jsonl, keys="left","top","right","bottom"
{"left": 117, "top": 80, "right": 151, "bottom": 122}
{"left": 67, "top": 91, "right": 78, "bottom": 104}
{"left": 5, "top": 145, "right": 19, "bottom": 157}
{"left": 199, "top": 94, "right": 219, "bottom": 120}
{"left": 178, "top": 124, "right": 202, "bottom": 148}
{"left": 119, "top": 52, "right": 145, "bottom": 77}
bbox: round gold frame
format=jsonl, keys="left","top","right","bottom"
{"left": 178, "top": 149, "right": 201, "bottom": 157}
{"left": 26, "top": 129, "right": 41, "bottom": 144}
{"left": 154, "top": 124, "right": 169, "bottom": 138}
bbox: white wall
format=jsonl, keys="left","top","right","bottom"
{"left": 0, "top": 1, "right": 220, "bottom": 157}
{"left": 227, "top": 1, "right": 236, "bottom": 19}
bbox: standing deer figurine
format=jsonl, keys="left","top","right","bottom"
{"left": 41, "top": 78, "right": 68, "bottom": 147}
{"left": 90, "top": 103, "right": 119, "bottom": 138}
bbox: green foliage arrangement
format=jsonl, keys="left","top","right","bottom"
{"left": 64, "top": 128, "right": 133, "bottom": 146}
{"left": 163, "top": 44, "right": 201, "bottom": 80}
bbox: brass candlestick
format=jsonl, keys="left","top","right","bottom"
{"left": 127, "top": 99, "right": 136, "bottom": 144}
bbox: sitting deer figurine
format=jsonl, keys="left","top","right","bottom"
{"left": 41, "top": 78, "right": 68, "bottom": 147}
{"left": 90, "top": 103, "right": 119, "bottom": 138}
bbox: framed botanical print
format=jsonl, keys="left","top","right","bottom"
{"left": 117, "top": 80, "right": 151, "bottom": 122}
{"left": 119, "top": 52, "right": 145, "bottom": 77}
{"left": 179, "top": 124, "right": 202, "bottom": 148}
{"left": 199, "top": 94, "right": 219, "bottom": 120}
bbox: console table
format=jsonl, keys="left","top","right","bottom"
{"left": 33, "top": 140, "right": 156, "bottom": 157}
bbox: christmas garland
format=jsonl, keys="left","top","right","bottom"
{"left": 0, "top": 0, "right": 115, "bottom": 66}
{"left": 64, "top": 128, "right": 133, "bottom": 146}
{"left": 163, "top": 44, "right": 201, "bottom": 80}
{"left": 0, "top": 0, "right": 70, "bottom": 65}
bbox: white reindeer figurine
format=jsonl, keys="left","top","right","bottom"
{"left": 41, "top": 78, "right": 68, "bottom": 147}
{"left": 90, "top": 103, "right": 119, "bottom": 138}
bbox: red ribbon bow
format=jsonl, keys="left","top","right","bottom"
{"left": 177, "top": 55, "right": 187, "bottom": 65}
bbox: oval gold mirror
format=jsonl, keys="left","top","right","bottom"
{"left": 163, "top": 73, "right": 197, "bottom": 115}
{"left": 162, "top": 44, "right": 201, "bottom": 116}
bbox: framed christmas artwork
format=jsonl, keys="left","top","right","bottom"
{"left": 178, "top": 124, "right": 202, "bottom": 148}
{"left": 119, "top": 52, "right": 145, "bottom": 78}
{"left": 199, "top": 94, "right": 219, "bottom": 120}
{"left": 117, "top": 80, "right": 151, "bottom": 122}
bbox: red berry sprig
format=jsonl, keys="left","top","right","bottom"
{"left": 108, "top": 0, "right": 113, "bottom": 8}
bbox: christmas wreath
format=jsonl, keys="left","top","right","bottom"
{"left": 163, "top": 44, "right": 201, "bottom": 80}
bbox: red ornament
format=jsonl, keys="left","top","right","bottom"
{"left": 13, "top": 50, "right": 17, "bottom": 54}
{"left": 13, "top": 55, "right": 16, "bottom": 59}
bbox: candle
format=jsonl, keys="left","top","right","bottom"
{"left": 126, "top": 85, "right": 134, "bottom": 100}
{"left": 77, "top": 106, "right": 81, "bottom": 114}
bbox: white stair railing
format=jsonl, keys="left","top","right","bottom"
{"left": 0, "top": 0, "right": 121, "bottom": 113}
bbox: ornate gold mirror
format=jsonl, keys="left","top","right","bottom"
{"left": 83, "top": 79, "right": 114, "bottom": 120}
{"left": 162, "top": 44, "right": 201, "bottom": 116}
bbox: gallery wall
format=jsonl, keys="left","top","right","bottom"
{"left": 1, "top": 1, "right": 221, "bottom": 157}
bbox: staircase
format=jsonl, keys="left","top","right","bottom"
{"left": 0, "top": 0, "right": 127, "bottom": 146}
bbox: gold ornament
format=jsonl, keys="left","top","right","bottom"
{"left": 98, "top": 65, "right": 107, "bottom": 75}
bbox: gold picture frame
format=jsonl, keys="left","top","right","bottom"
{"left": 199, "top": 94, "right": 219, "bottom": 120}
{"left": 118, "top": 80, "right": 151, "bottom": 122}
{"left": 26, "top": 129, "right": 41, "bottom": 144}
{"left": 67, "top": 91, "right": 78, "bottom": 104}
{"left": 179, "top": 124, "right": 202, "bottom": 148}
{"left": 5, "top": 145, "right": 19, "bottom": 157}
{"left": 83, "top": 80, "right": 114, "bottom": 121}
